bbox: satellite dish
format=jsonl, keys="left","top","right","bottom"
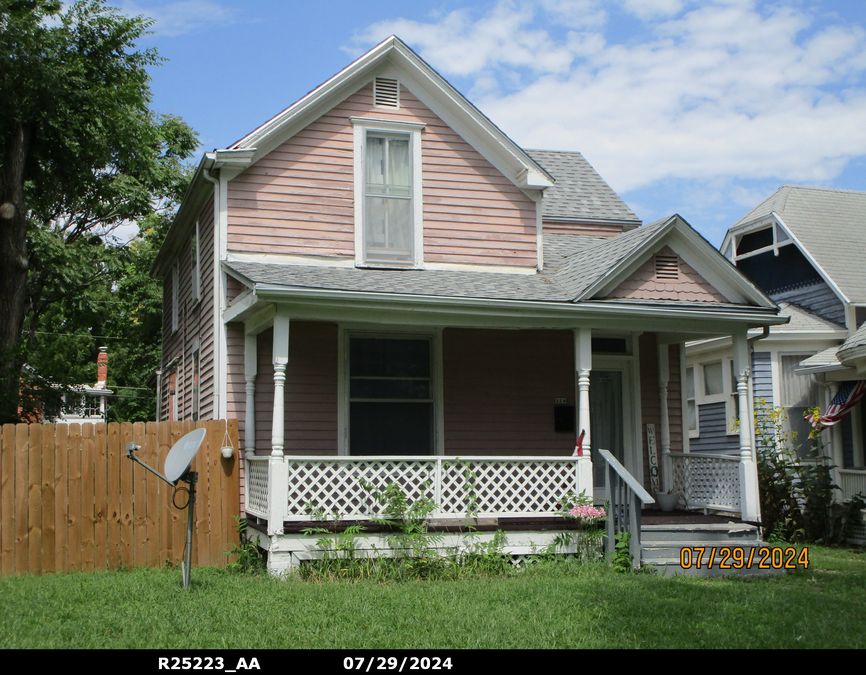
{"left": 165, "top": 428, "right": 206, "bottom": 485}
{"left": 126, "top": 427, "right": 208, "bottom": 590}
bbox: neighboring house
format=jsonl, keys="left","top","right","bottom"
{"left": 687, "top": 186, "right": 866, "bottom": 502}
{"left": 152, "top": 37, "right": 784, "bottom": 572}
{"left": 20, "top": 347, "right": 113, "bottom": 424}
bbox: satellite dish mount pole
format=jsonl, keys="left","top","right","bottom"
{"left": 181, "top": 471, "right": 197, "bottom": 590}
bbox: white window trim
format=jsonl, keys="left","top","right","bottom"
{"left": 351, "top": 116, "right": 424, "bottom": 269}
{"left": 337, "top": 325, "right": 443, "bottom": 456}
{"left": 687, "top": 355, "right": 739, "bottom": 437}
{"left": 685, "top": 365, "right": 699, "bottom": 439}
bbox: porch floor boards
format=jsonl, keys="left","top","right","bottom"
{"left": 640, "top": 509, "right": 750, "bottom": 526}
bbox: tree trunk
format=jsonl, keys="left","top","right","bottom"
{"left": 0, "top": 122, "right": 31, "bottom": 423}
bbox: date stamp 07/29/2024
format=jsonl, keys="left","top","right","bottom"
{"left": 679, "top": 546, "right": 809, "bottom": 570}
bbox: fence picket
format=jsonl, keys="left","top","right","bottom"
{"left": 0, "top": 420, "right": 239, "bottom": 575}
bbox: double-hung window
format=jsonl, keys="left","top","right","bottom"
{"left": 352, "top": 117, "right": 424, "bottom": 267}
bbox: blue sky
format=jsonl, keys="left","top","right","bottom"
{"left": 122, "top": 0, "right": 866, "bottom": 246}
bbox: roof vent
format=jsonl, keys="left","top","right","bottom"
{"left": 655, "top": 253, "right": 679, "bottom": 280}
{"left": 374, "top": 77, "right": 399, "bottom": 108}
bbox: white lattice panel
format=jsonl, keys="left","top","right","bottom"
{"left": 671, "top": 454, "right": 741, "bottom": 512}
{"left": 286, "top": 459, "right": 438, "bottom": 519}
{"left": 439, "top": 459, "right": 578, "bottom": 517}
{"left": 246, "top": 458, "right": 270, "bottom": 518}
{"left": 282, "top": 456, "right": 581, "bottom": 521}
{"left": 849, "top": 512, "right": 866, "bottom": 546}
{"left": 840, "top": 470, "right": 866, "bottom": 501}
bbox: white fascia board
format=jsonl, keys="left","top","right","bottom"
{"left": 665, "top": 227, "right": 777, "bottom": 307}
{"left": 591, "top": 215, "right": 775, "bottom": 308}
{"left": 228, "top": 36, "right": 553, "bottom": 194}
{"left": 387, "top": 57, "right": 553, "bottom": 191}
{"left": 213, "top": 148, "right": 256, "bottom": 168}
{"left": 253, "top": 283, "right": 786, "bottom": 327}
{"left": 773, "top": 213, "right": 850, "bottom": 305}
{"left": 581, "top": 217, "right": 677, "bottom": 300}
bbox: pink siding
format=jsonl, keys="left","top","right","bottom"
{"left": 225, "top": 322, "right": 246, "bottom": 443}
{"left": 543, "top": 220, "right": 625, "bottom": 238}
{"left": 606, "top": 246, "right": 727, "bottom": 303}
{"left": 443, "top": 328, "right": 575, "bottom": 455}
{"left": 228, "top": 82, "right": 538, "bottom": 267}
{"left": 161, "top": 195, "right": 216, "bottom": 421}
{"left": 226, "top": 274, "right": 246, "bottom": 304}
{"left": 253, "top": 322, "right": 339, "bottom": 456}
{"left": 639, "top": 333, "right": 661, "bottom": 493}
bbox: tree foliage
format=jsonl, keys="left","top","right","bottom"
{"left": 0, "top": 0, "right": 197, "bottom": 422}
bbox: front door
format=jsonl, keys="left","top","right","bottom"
{"left": 590, "top": 368, "right": 630, "bottom": 498}
{"left": 348, "top": 335, "right": 434, "bottom": 455}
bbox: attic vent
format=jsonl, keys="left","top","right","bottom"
{"left": 374, "top": 77, "right": 400, "bottom": 107}
{"left": 655, "top": 253, "right": 679, "bottom": 280}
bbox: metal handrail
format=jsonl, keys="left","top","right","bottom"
{"left": 599, "top": 449, "right": 654, "bottom": 568}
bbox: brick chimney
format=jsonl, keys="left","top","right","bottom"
{"left": 95, "top": 347, "right": 108, "bottom": 390}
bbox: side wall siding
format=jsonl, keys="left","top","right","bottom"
{"left": 161, "top": 195, "right": 216, "bottom": 421}
{"left": 442, "top": 328, "right": 575, "bottom": 455}
{"left": 227, "top": 82, "right": 538, "bottom": 267}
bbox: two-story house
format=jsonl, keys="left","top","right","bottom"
{"left": 686, "top": 186, "right": 866, "bottom": 509}
{"left": 153, "top": 37, "right": 784, "bottom": 572}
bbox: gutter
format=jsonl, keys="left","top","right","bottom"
{"left": 252, "top": 283, "right": 789, "bottom": 324}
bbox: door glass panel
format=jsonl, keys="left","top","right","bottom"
{"left": 590, "top": 370, "right": 624, "bottom": 489}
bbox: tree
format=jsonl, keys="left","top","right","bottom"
{"left": 0, "top": 0, "right": 197, "bottom": 421}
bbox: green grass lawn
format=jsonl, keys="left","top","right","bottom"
{"left": 1, "top": 546, "right": 864, "bottom": 649}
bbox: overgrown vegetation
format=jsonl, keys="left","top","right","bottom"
{"left": 297, "top": 468, "right": 606, "bottom": 582}
{"left": 754, "top": 401, "right": 865, "bottom": 544}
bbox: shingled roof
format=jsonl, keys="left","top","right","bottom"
{"left": 526, "top": 150, "right": 641, "bottom": 226}
{"left": 733, "top": 186, "right": 866, "bottom": 304}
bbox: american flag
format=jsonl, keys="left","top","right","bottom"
{"left": 807, "top": 381, "right": 866, "bottom": 429}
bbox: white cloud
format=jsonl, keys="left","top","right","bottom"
{"left": 349, "top": 0, "right": 866, "bottom": 197}
{"left": 120, "top": 0, "right": 240, "bottom": 37}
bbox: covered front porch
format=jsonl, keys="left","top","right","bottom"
{"left": 226, "top": 294, "right": 768, "bottom": 572}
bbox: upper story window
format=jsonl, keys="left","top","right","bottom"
{"left": 352, "top": 115, "right": 424, "bottom": 268}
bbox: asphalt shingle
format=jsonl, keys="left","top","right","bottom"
{"left": 527, "top": 150, "right": 641, "bottom": 226}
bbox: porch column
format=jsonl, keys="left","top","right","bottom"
{"left": 733, "top": 328, "right": 760, "bottom": 522}
{"left": 828, "top": 382, "right": 844, "bottom": 499}
{"left": 574, "top": 328, "right": 593, "bottom": 498}
{"left": 267, "top": 308, "right": 290, "bottom": 537}
{"left": 575, "top": 328, "right": 592, "bottom": 453}
{"left": 244, "top": 332, "right": 257, "bottom": 460}
{"left": 658, "top": 343, "right": 672, "bottom": 493}
{"left": 271, "top": 309, "right": 290, "bottom": 457}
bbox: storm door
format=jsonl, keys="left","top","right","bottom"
{"left": 590, "top": 369, "right": 627, "bottom": 497}
{"left": 349, "top": 336, "right": 433, "bottom": 455}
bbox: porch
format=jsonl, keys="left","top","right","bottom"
{"left": 243, "top": 449, "right": 757, "bottom": 574}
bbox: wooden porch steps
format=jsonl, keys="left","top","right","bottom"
{"left": 640, "top": 521, "right": 782, "bottom": 577}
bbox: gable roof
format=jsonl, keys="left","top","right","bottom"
{"left": 731, "top": 186, "right": 866, "bottom": 304}
{"left": 526, "top": 150, "right": 640, "bottom": 226}
{"left": 229, "top": 36, "right": 553, "bottom": 190}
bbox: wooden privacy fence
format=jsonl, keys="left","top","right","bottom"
{"left": 0, "top": 420, "right": 240, "bottom": 576}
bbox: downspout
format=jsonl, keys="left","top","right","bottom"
{"left": 203, "top": 167, "right": 220, "bottom": 421}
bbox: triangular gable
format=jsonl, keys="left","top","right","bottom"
{"left": 604, "top": 246, "right": 728, "bottom": 303}
{"left": 227, "top": 36, "right": 554, "bottom": 192}
{"left": 580, "top": 215, "right": 776, "bottom": 308}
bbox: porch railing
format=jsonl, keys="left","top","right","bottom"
{"left": 840, "top": 469, "right": 866, "bottom": 501}
{"left": 600, "top": 448, "right": 654, "bottom": 569}
{"left": 245, "top": 455, "right": 593, "bottom": 527}
{"left": 669, "top": 452, "right": 741, "bottom": 514}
